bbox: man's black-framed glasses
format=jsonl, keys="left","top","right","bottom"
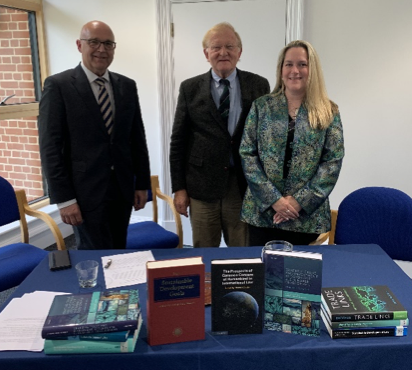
{"left": 80, "top": 38, "right": 117, "bottom": 50}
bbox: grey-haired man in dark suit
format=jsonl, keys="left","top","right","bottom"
{"left": 170, "top": 22, "right": 270, "bottom": 247}
{"left": 39, "top": 21, "right": 150, "bottom": 250}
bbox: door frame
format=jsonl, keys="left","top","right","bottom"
{"left": 155, "top": 0, "right": 304, "bottom": 219}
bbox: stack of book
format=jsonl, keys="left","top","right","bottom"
{"left": 321, "top": 285, "right": 408, "bottom": 339}
{"left": 41, "top": 289, "right": 142, "bottom": 354}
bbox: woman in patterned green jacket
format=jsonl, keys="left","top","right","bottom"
{"left": 240, "top": 40, "right": 344, "bottom": 246}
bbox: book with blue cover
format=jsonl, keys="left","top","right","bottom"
{"left": 263, "top": 249, "right": 322, "bottom": 337}
{"left": 54, "top": 330, "right": 130, "bottom": 342}
{"left": 44, "top": 313, "right": 142, "bottom": 354}
{"left": 42, "top": 289, "right": 140, "bottom": 339}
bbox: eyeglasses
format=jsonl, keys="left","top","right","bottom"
{"left": 80, "top": 39, "right": 117, "bottom": 50}
{"left": 209, "top": 44, "right": 239, "bottom": 52}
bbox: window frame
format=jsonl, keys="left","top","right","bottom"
{"left": 0, "top": 0, "right": 49, "bottom": 209}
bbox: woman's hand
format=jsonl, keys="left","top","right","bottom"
{"left": 272, "top": 196, "right": 301, "bottom": 224}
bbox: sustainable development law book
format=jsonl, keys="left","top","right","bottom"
{"left": 146, "top": 256, "right": 205, "bottom": 346}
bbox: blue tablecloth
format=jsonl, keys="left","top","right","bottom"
{"left": 1, "top": 244, "right": 412, "bottom": 370}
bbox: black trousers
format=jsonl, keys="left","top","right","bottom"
{"left": 74, "top": 171, "right": 132, "bottom": 250}
{"left": 248, "top": 224, "right": 319, "bottom": 247}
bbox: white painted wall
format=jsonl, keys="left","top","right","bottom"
{"left": 42, "top": 0, "right": 160, "bottom": 183}
{"left": 37, "top": 0, "right": 412, "bottom": 245}
{"left": 304, "top": 0, "right": 412, "bottom": 209}
{"left": 42, "top": 0, "right": 160, "bottom": 222}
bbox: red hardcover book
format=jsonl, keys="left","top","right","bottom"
{"left": 146, "top": 256, "right": 205, "bottom": 346}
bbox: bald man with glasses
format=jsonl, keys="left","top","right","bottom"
{"left": 39, "top": 20, "right": 151, "bottom": 250}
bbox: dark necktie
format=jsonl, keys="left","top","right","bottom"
{"left": 218, "top": 79, "right": 230, "bottom": 122}
{"left": 95, "top": 78, "right": 113, "bottom": 134}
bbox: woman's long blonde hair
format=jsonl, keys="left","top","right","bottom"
{"left": 273, "top": 40, "right": 338, "bottom": 130}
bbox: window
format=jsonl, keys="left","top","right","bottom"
{"left": 0, "top": 0, "right": 48, "bottom": 205}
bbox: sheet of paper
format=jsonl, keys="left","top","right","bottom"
{"left": 102, "top": 250, "right": 155, "bottom": 289}
{"left": 0, "top": 291, "right": 69, "bottom": 352}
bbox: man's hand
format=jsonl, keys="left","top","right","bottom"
{"left": 60, "top": 203, "right": 83, "bottom": 226}
{"left": 134, "top": 190, "right": 148, "bottom": 211}
{"left": 174, "top": 189, "right": 190, "bottom": 217}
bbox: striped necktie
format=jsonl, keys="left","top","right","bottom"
{"left": 94, "top": 78, "right": 113, "bottom": 134}
{"left": 218, "top": 79, "right": 230, "bottom": 123}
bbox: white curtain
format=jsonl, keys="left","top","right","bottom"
{"left": 286, "top": 0, "right": 304, "bottom": 43}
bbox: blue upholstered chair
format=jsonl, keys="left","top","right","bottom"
{"left": 0, "top": 176, "right": 66, "bottom": 291}
{"left": 333, "top": 187, "right": 412, "bottom": 261}
{"left": 126, "top": 176, "right": 183, "bottom": 249}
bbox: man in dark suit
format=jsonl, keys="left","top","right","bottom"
{"left": 38, "top": 21, "right": 151, "bottom": 250}
{"left": 170, "top": 22, "right": 270, "bottom": 247}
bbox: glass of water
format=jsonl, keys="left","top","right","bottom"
{"left": 75, "top": 260, "right": 99, "bottom": 288}
{"left": 261, "top": 240, "right": 293, "bottom": 261}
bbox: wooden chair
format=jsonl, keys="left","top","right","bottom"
{"left": 309, "top": 210, "right": 338, "bottom": 245}
{"left": 0, "top": 176, "right": 65, "bottom": 291}
{"left": 126, "top": 175, "right": 183, "bottom": 249}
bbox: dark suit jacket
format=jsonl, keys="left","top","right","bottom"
{"left": 38, "top": 65, "right": 151, "bottom": 212}
{"left": 169, "top": 69, "right": 270, "bottom": 202}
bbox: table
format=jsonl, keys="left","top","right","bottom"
{"left": 1, "top": 244, "right": 412, "bottom": 370}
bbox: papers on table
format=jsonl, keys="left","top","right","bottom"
{"left": 0, "top": 291, "right": 69, "bottom": 352}
{"left": 102, "top": 250, "right": 155, "bottom": 289}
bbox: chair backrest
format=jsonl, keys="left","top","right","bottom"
{"left": 0, "top": 176, "right": 65, "bottom": 249}
{"left": 334, "top": 187, "right": 412, "bottom": 261}
{"left": 0, "top": 176, "right": 21, "bottom": 227}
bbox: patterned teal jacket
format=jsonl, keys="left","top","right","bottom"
{"left": 240, "top": 93, "right": 344, "bottom": 233}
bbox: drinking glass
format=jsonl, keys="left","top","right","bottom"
{"left": 75, "top": 260, "right": 99, "bottom": 288}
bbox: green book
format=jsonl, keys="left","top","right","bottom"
{"left": 44, "top": 313, "right": 142, "bottom": 354}
{"left": 321, "top": 304, "right": 409, "bottom": 329}
{"left": 322, "top": 285, "right": 408, "bottom": 322}
{"left": 54, "top": 330, "right": 130, "bottom": 342}
{"left": 321, "top": 308, "right": 408, "bottom": 339}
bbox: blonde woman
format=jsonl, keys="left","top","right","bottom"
{"left": 240, "top": 40, "right": 344, "bottom": 246}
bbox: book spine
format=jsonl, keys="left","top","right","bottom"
{"left": 53, "top": 331, "right": 130, "bottom": 342}
{"left": 44, "top": 339, "right": 133, "bottom": 354}
{"left": 78, "top": 331, "right": 129, "bottom": 342}
{"left": 330, "top": 326, "right": 408, "bottom": 339}
{"left": 42, "top": 319, "right": 138, "bottom": 339}
{"left": 330, "top": 311, "right": 408, "bottom": 322}
{"left": 329, "top": 318, "right": 409, "bottom": 329}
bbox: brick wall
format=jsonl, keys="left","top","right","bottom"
{"left": 0, "top": 7, "right": 44, "bottom": 201}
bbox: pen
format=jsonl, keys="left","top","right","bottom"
{"left": 104, "top": 259, "right": 112, "bottom": 269}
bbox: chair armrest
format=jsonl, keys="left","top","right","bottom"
{"left": 309, "top": 209, "right": 338, "bottom": 246}
{"left": 15, "top": 190, "right": 66, "bottom": 250}
{"left": 154, "top": 188, "right": 183, "bottom": 248}
{"left": 309, "top": 232, "right": 329, "bottom": 245}
{"left": 329, "top": 210, "right": 338, "bottom": 244}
